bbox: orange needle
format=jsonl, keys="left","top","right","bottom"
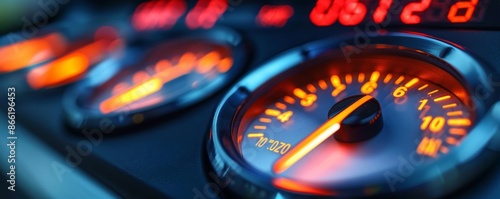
{"left": 99, "top": 57, "right": 196, "bottom": 114}
{"left": 273, "top": 95, "right": 374, "bottom": 174}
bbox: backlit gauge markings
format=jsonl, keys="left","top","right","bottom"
{"left": 249, "top": 107, "right": 293, "bottom": 155}
{"left": 245, "top": 70, "right": 473, "bottom": 163}
{"left": 414, "top": 87, "right": 471, "bottom": 157}
{"left": 99, "top": 51, "right": 233, "bottom": 114}
{"left": 360, "top": 71, "right": 380, "bottom": 94}
{"left": 247, "top": 101, "right": 296, "bottom": 138}
{"left": 331, "top": 75, "right": 346, "bottom": 97}
{"left": 247, "top": 96, "right": 298, "bottom": 155}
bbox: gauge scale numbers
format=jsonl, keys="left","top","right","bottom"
{"left": 237, "top": 53, "right": 473, "bottom": 194}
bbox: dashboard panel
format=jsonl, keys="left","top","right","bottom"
{"left": 0, "top": 0, "right": 500, "bottom": 198}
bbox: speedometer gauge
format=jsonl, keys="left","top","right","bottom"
{"left": 64, "top": 29, "right": 246, "bottom": 129}
{"left": 207, "top": 33, "right": 500, "bottom": 198}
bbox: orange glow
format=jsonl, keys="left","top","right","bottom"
{"left": 273, "top": 95, "right": 373, "bottom": 174}
{"left": 383, "top": 74, "right": 392, "bottom": 83}
{"left": 440, "top": 146, "right": 449, "bottom": 154}
{"left": 155, "top": 60, "right": 172, "bottom": 72}
{"left": 395, "top": 76, "right": 404, "bottom": 84}
{"left": 447, "top": 111, "right": 463, "bottom": 116}
{"left": 300, "top": 94, "right": 317, "bottom": 107}
{"left": 449, "top": 128, "right": 466, "bottom": 136}
{"left": 418, "top": 84, "right": 428, "bottom": 90}
{"left": 27, "top": 53, "right": 89, "bottom": 89}
{"left": 0, "top": 33, "right": 67, "bottom": 73}
{"left": 254, "top": 125, "right": 267, "bottom": 130}
{"left": 331, "top": 75, "right": 347, "bottom": 96}
{"left": 318, "top": 80, "right": 328, "bottom": 90}
{"left": 418, "top": 99, "right": 428, "bottom": 111}
{"left": 400, "top": 0, "right": 431, "bottom": 24}
{"left": 428, "top": 89, "right": 439, "bottom": 95}
{"left": 100, "top": 51, "right": 213, "bottom": 114}
{"left": 392, "top": 86, "right": 407, "bottom": 98}
{"left": 416, "top": 136, "right": 442, "bottom": 157}
{"left": 217, "top": 57, "right": 233, "bottom": 73}
{"left": 257, "top": 5, "right": 294, "bottom": 28}
{"left": 370, "top": 71, "right": 380, "bottom": 82}
{"left": 265, "top": 109, "right": 281, "bottom": 117}
{"left": 442, "top": 103, "right": 457, "bottom": 109}
{"left": 421, "top": 116, "right": 445, "bottom": 133}
{"left": 446, "top": 137, "right": 460, "bottom": 145}
{"left": 177, "top": 52, "right": 197, "bottom": 69}
{"left": 448, "top": 0, "right": 478, "bottom": 23}
{"left": 247, "top": 133, "right": 264, "bottom": 138}
{"left": 404, "top": 78, "right": 419, "bottom": 88}
{"left": 293, "top": 88, "right": 307, "bottom": 99}
{"left": 434, "top": 95, "right": 451, "bottom": 102}
{"left": 331, "top": 75, "right": 342, "bottom": 87}
{"left": 131, "top": 0, "right": 187, "bottom": 31}
{"left": 277, "top": 111, "right": 294, "bottom": 123}
{"left": 273, "top": 178, "right": 334, "bottom": 195}
{"left": 358, "top": 73, "right": 365, "bottom": 83}
{"left": 100, "top": 78, "right": 163, "bottom": 114}
{"left": 284, "top": 96, "right": 296, "bottom": 104}
{"left": 361, "top": 82, "right": 377, "bottom": 94}
{"left": 259, "top": 118, "right": 272, "bottom": 123}
{"left": 373, "top": 0, "right": 392, "bottom": 23}
{"left": 197, "top": 51, "right": 220, "bottom": 73}
{"left": 275, "top": 102, "right": 287, "bottom": 110}
{"left": 132, "top": 71, "right": 151, "bottom": 83}
{"left": 332, "top": 84, "right": 346, "bottom": 97}
{"left": 307, "top": 84, "right": 317, "bottom": 93}
{"left": 186, "top": 0, "right": 227, "bottom": 29}
{"left": 27, "top": 37, "right": 117, "bottom": 89}
{"left": 345, "top": 74, "right": 352, "bottom": 84}
{"left": 112, "top": 82, "right": 129, "bottom": 94}
{"left": 447, "top": 118, "right": 472, "bottom": 127}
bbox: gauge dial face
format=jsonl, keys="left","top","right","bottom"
{"left": 236, "top": 51, "right": 474, "bottom": 194}
{"left": 86, "top": 38, "right": 235, "bottom": 114}
{"left": 64, "top": 30, "right": 245, "bottom": 129}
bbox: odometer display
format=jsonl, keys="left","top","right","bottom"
{"left": 308, "top": 0, "right": 492, "bottom": 27}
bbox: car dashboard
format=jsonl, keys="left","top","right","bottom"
{"left": 0, "top": 0, "right": 500, "bottom": 198}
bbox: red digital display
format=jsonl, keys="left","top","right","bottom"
{"left": 310, "top": 0, "right": 488, "bottom": 26}
{"left": 131, "top": 0, "right": 187, "bottom": 31}
{"left": 448, "top": 0, "right": 479, "bottom": 22}
{"left": 130, "top": 0, "right": 495, "bottom": 31}
{"left": 257, "top": 5, "right": 294, "bottom": 28}
{"left": 186, "top": 0, "right": 227, "bottom": 29}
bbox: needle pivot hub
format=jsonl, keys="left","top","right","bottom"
{"left": 328, "top": 95, "right": 383, "bottom": 143}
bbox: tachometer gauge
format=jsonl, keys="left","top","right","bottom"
{"left": 64, "top": 29, "right": 246, "bottom": 129}
{"left": 207, "top": 33, "right": 500, "bottom": 198}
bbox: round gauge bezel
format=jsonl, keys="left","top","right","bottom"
{"left": 208, "top": 32, "right": 500, "bottom": 198}
{"left": 63, "top": 28, "right": 247, "bottom": 130}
